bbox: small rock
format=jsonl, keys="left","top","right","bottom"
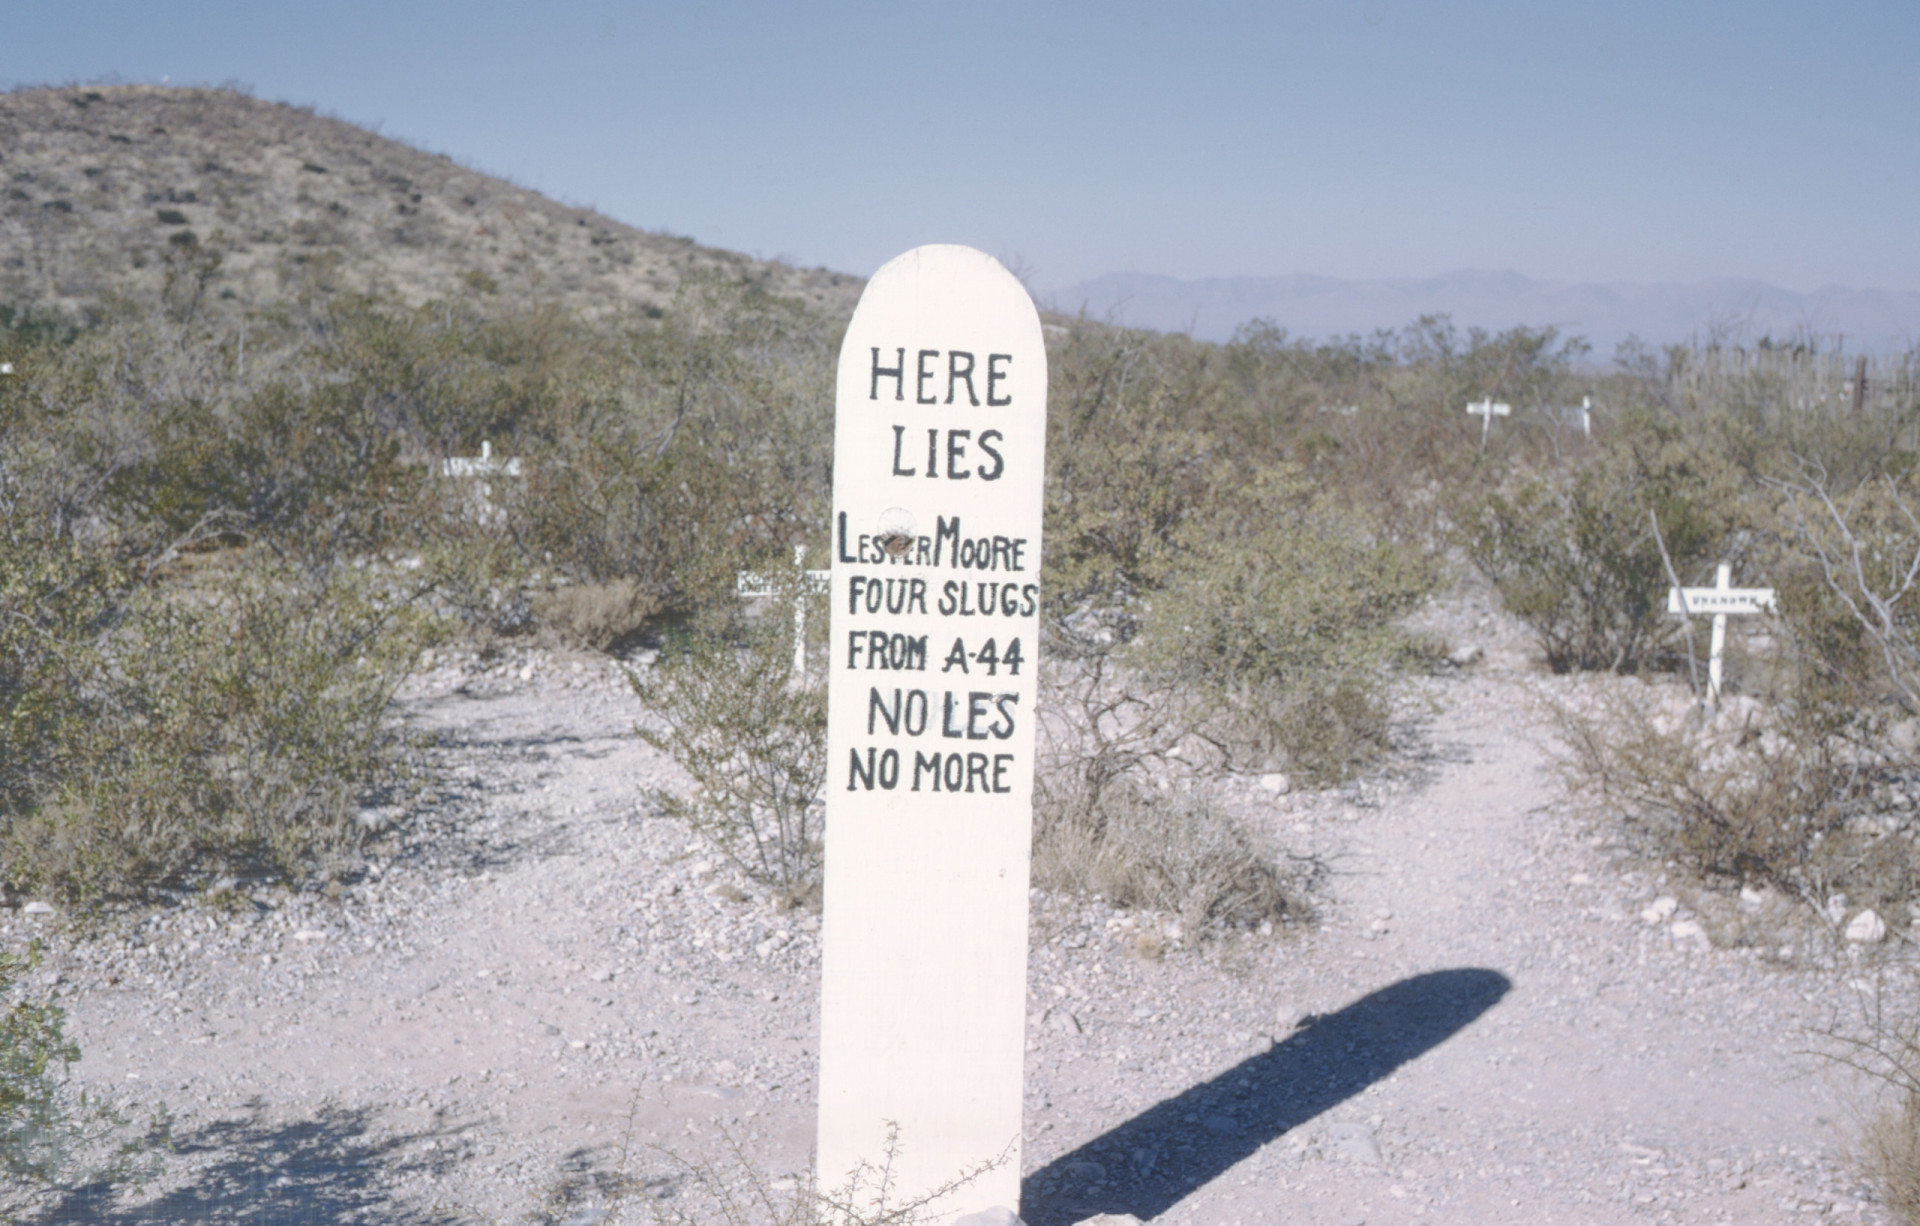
{"left": 951, "top": 1208, "right": 1026, "bottom": 1226}
{"left": 589, "top": 968, "right": 612, "bottom": 982}
{"left": 1259, "top": 772, "right": 1291, "bottom": 795}
{"left": 1070, "top": 1216, "right": 1142, "bottom": 1226}
{"left": 1203, "top": 1114, "right": 1240, "bottom": 1135}
{"left": 1846, "top": 909, "right": 1888, "bottom": 944}
{"left": 293, "top": 929, "right": 328, "bottom": 943}
{"left": 1063, "top": 1159, "right": 1106, "bottom": 1184}
{"left": 1640, "top": 896, "right": 1678, "bottom": 924}
{"left": 1449, "top": 643, "right": 1484, "bottom": 667}
{"left": 1046, "top": 1009, "right": 1083, "bottom": 1036}
{"left": 1670, "top": 919, "right": 1709, "bottom": 947}
{"left": 1324, "top": 1121, "right": 1383, "bottom": 1166}
{"left": 22, "top": 901, "right": 54, "bottom": 916}
{"left": 1275, "top": 1005, "right": 1306, "bottom": 1032}
{"left": 1739, "top": 885, "right": 1767, "bottom": 911}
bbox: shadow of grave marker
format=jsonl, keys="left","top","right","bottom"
{"left": 1022, "top": 967, "right": 1511, "bottom": 1225}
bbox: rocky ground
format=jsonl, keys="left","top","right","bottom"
{"left": 0, "top": 595, "right": 1905, "bottom": 1225}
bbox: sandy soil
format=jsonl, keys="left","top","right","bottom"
{"left": 0, "top": 608, "right": 1897, "bottom": 1225}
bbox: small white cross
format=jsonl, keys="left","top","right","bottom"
{"left": 1668, "top": 562, "right": 1776, "bottom": 703}
{"left": 1466, "top": 398, "right": 1511, "bottom": 445}
{"left": 737, "top": 545, "right": 830, "bottom": 681}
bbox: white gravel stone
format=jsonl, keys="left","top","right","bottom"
{"left": 1670, "top": 919, "right": 1710, "bottom": 948}
{"left": 1845, "top": 909, "right": 1888, "bottom": 943}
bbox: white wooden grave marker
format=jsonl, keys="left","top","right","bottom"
{"left": 1466, "top": 398, "right": 1511, "bottom": 445}
{"left": 439, "top": 439, "right": 522, "bottom": 478}
{"left": 736, "top": 546, "right": 831, "bottom": 680}
{"left": 439, "top": 440, "right": 522, "bottom": 524}
{"left": 1667, "top": 562, "right": 1776, "bottom": 702}
{"left": 816, "top": 246, "right": 1047, "bottom": 1223}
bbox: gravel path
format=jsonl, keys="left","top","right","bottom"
{"left": 0, "top": 632, "right": 1898, "bottom": 1224}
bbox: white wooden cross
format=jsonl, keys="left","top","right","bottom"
{"left": 1667, "top": 562, "right": 1776, "bottom": 702}
{"left": 439, "top": 439, "right": 522, "bottom": 478}
{"left": 438, "top": 440, "right": 522, "bottom": 524}
{"left": 736, "top": 545, "right": 830, "bottom": 680}
{"left": 1466, "top": 398, "right": 1511, "bottom": 445}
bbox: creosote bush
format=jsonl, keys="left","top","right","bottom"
{"left": 1459, "top": 411, "right": 1744, "bottom": 673}
{"left": 0, "top": 943, "right": 163, "bottom": 1201}
{"left": 1130, "top": 465, "right": 1432, "bottom": 779}
{"left": 1, "top": 544, "right": 431, "bottom": 903}
{"left": 629, "top": 602, "right": 827, "bottom": 905}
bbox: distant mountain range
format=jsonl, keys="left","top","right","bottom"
{"left": 1041, "top": 270, "right": 1920, "bottom": 356}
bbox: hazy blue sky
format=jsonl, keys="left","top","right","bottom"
{"left": 7, "top": 2, "right": 1916, "bottom": 294}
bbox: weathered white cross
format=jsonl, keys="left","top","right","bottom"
{"left": 736, "top": 545, "right": 830, "bottom": 680}
{"left": 1466, "top": 398, "right": 1511, "bottom": 445}
{"left": 1667, "top": 562, "right": 1776, "bottom": 702}
{"left": 439, "top": 439, "right": 522, "bottom": 479}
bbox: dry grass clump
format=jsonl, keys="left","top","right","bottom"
{"left": 1864, "top": 1092, "right": 1920, "bottom": 1225}
{"left": 535, "top": 579, "right": 661, "bottom": 652}
{"left": 1033, "top": 782, "right": 1313, "bottom": 936}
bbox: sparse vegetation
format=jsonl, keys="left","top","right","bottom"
{"left": 0, "top": 943, "right": 164, "bottom": 1201}
{"left": 629, "top": 606, "right": 828, "bottom": 905}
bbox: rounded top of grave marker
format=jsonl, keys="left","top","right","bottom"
{"left": 843, "top": 245, "right": 1042, "bottom": 371}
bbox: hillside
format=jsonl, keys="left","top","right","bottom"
{"left": 0, "top": 84, "right": 862, "bottom": 319}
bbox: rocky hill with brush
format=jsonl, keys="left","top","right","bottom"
{"left": 0, "top": 84, "right": 861, "bottom": 319}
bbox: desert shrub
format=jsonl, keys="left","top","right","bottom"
{"left": 1818, "top": 961, "right": 1920, "bottom": 1225}
{"left": 1549, "top": 469, "right": 1920, "bottom": 917}
{"left": 1865, "top": 1088, "right": 1920, "bottom": 1226}
{"left": 511, "top": 277, "right": 836, "bottom": 614}
{"left": 1769, "top": 471, "right": 1920, "bottom": 717}
{"left": 630, "top": 599, "right": 827, "bottom": 904}
{"left": 1552, "top": 686, "right": 1920, "bottom": 916}
{"left": 1459, "top": 410, "right": 1746, "bottom": 672}
{"left": 1129, "top": 465, "right": 1432, "bottom": 780}
{"left": 0, "top": 944, "right": 81, "bottom": 1184}
{"left": 1, "top": 545, "right": 431, "bottom": 903}
{"left": 0, "top": 944, "right": 162, "bottom": 1203}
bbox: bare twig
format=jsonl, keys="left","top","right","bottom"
{"left": 1649, "top": 509, "right": 1702, "bottom": 700}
